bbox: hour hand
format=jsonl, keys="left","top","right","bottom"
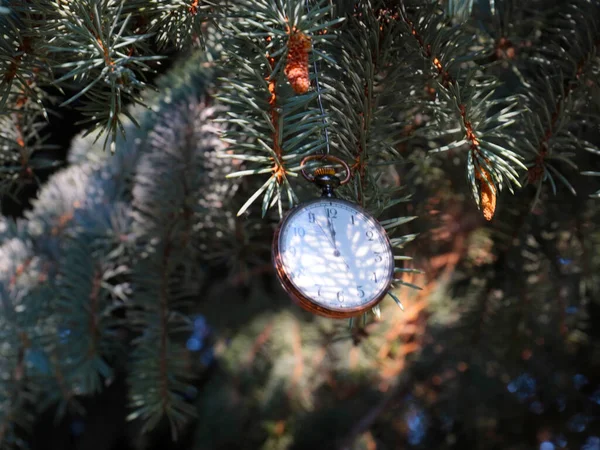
{"left": 315, "top": 219, "right": 336, "bottom": 248}
{"left": 314, "top": 218, "right": 350, "bottom": 268}
{"left": 327, "top": 217, "right": 337, "bottom": 248}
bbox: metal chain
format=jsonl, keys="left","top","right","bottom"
{"left": 305, "top": 0, "right": 330, "bottom": 155}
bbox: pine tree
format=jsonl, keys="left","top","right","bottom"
{"left": 1, "top": 1, "right": 599, "bottom": 449}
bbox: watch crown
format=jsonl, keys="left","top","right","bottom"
{"left": 314, "top": 167, "right": 336, "bottom": 177}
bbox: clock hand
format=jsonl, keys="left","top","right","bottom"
{"left": 328, "top": 220, "right": 358, "bottom": 275}
{"left": 314, "top": 219, "right": 354, "bottom": 273}
{"left": 315, "top": 219, "right": 334, "bottom": 244}
{"left": 326, "top": 217, "right": 337, "bottom": 249}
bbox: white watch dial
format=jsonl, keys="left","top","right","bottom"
{"left": 279, "top": 199, "right": 393, "bottom": 310}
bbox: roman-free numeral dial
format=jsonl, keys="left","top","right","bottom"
{"left": 275, "top": 198, "right": 394, "bottom": 316}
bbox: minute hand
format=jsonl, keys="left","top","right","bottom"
{"left": 316, "top": 218, "right": 353, "bottom": 271}
{"left": 326, "top": 217, "right": 337, "bottom": 249}
{"left": 315, "top": 219, "right": 336, "bottom": 249}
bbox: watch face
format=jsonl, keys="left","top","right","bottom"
{"left": 275, "top": 198, "right": 394, "bottom": 315}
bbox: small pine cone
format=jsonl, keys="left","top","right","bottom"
{"left": 476, "top": 166, "right": 497, "bottom": 221}
{"left": 285, "top": 31, "right": 311, "bottom": 94}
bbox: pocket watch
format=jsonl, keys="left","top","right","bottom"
{"left": 272, "top": 155, "right": 394, "bottom": 318}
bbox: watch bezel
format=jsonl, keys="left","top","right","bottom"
{"left": 272, "top": 197, "right": 394, "bottom": 319}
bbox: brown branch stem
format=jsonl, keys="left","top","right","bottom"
{"left": 267, "top": 57, "right": 285, "bottom": 183}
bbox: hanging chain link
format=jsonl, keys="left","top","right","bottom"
{"left": 305, "top": 0, "right": 330, "bottom": 155}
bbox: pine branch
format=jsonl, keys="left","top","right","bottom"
{"left": 399, "top": 0, "right": 526, "bottom": 220}
{"left": 0, "top": 3, "right": 50, "bottom": 114}
{"left": 322, "top": 3, "right": 415, "bottom": 211}
{"left": 0, "top": 46, "right": 231, "bottom": 442}
{"left": 0, "top": 3, "right": 61, "bottom": 201}
{"left": 127, "top": 241, "right": 198, "bottom": 439}
{"left": 471, "top": 0, "right": 600, "bottom": 202}
{"left": 48, "top": 208, "right": 131, "bottom": 404}
{"left": 46, "top": 0, "right": 163, "bottom": 149}
{"left": 24, "top": 164, "right": 93, "bottom": 241}
{"left": 0, "top": 109, "right": 59, "bottom": 203}
{"left": 0, "top": 0, "right": 216, "bottom": 158}
{"left": 128, "top": 95, "right": 226, "bottom": 436}
{"left": 0, "top": 236, "right": 55, "bottom": 449}
{"left": 137, "top": 0, "right": 214, "bottom": 50}
{"left": 514, "top": 0, "right": 600, "bottom": 202}
{"left": 217, "top": 0, "right": 342, "bottom": 217}
{"left": 0, "top": 239, "right": 36, "bottom": 450}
